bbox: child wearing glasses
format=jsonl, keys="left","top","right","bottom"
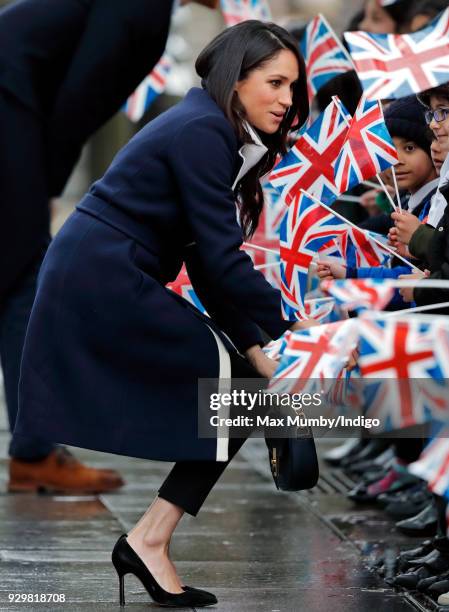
{"left": 394, "top": 84, "right": 449, "bottom": 312}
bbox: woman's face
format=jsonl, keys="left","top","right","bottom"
{"left": 359, "top": 0, "right": 396, "bottom": 33}
{"left": 234, "top": 49, "right": 299, "bottom": 135}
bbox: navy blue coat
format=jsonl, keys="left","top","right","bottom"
{"left": 15, "top": 88, "right": 290, "bottom": 462}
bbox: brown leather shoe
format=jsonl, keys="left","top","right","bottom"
{"left": 8, "top": 447, "right": 125, "bottom": 494}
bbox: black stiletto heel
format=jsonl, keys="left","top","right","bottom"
{"left": 111, "top": 534, "right": 217, "bottom": 608}
{"left": 118, "top": 573, "right": 125, "bottom": 606}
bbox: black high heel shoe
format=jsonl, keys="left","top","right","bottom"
{"left": 111, "top": 534, "right": 217, "bottom": 607}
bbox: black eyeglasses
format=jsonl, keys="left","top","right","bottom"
{"left": 425, "top": 108, "right": 449, "bottom": 125}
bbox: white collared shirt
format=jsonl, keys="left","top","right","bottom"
{"left": 232, "top": 122, "right": 268, "bottom": 191}
{"left": 407, "top": 178, "right": 439, "bottom": 214}
{"left": 428, "top": 154, "right": 449, "bottom": 227}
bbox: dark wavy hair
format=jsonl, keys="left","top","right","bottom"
{"left": 195, "top": 20, "right": 309, "bottom": 238}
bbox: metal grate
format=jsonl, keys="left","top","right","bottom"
{"left": 305, "top": 467, "right": 359, "bottom": 495}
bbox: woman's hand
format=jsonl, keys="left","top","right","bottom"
{"left": 245, "top": 345, "right": 279, "bottom": 379}
{"left": 317, "top": 261, "right": 346, "bottom": 280}
{"left": 391, "top": 211, "right": 420, "bottom": 245}
{"left": 290, "top": 318, "right": 320, "bottom": 332}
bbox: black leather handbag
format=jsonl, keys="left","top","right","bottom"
{"left": 265, "top": 409, "right": 319, "bottom": 491}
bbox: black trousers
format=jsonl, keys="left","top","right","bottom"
{"left": 0, "top": 251, "right": 55, "bottom": 459}
{"left": 158, "top": 350, "right": 265, "bottom": 517}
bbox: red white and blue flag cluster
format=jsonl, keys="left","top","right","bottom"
{"left": 344, "top": 8, "right": 449, "bottom": 100}
{"left": 270, "top": 98, "right": 351, "bottom": 207}
{"left": 269, "top": 319, "right": 359, "bottom": 396}
{"left": 333, "top": 96, "right": 398, "bottom": 193}
{"left": 270, "top": 94, "right": 397, "bottom": 319}
{"left": 269, "top": 311, "right": 449, "bottom": 432}
{"left": 321, "top": 278, "right": 394, "bottom": 313}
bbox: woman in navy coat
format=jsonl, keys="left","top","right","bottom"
{"left": 15, "top": 20, "right": 310, "bottom": 607}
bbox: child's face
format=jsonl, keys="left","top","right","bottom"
{"left": 428, "top": 95, "right": 449, "bottom": 156}
{"left": 360, "top": 0, "right": 396, "bottom": 34}
{"left": 393, "top": 136, "right": 437, "bottom": 194}
{"left": 431, "top": 139, "right": 445, "bottom": 176}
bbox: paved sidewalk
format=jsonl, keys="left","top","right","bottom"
{"left": 0, "top": 394, "right": 421, "bottom": 612}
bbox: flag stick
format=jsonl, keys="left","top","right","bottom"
{"left": 338, "top": 194, "right": 362, "bottom": 203}
{"left": 300, "top": 188, "right": 422, "bottom": 272}
{"left": 393, "top": 279, "right": 449, "bottom": 289}
{"left": 332, "top": 96, "right": 398, "bottom": 212}
{"left": 384, "top": 302, "right": 449, "bottom": 317}
{"left": 391, "top": 166, "right": 403, "bottom": 212}
{"left": 254, "top": 262, "right": 280, "bottom": 270}
{"left": 363, "top": 180, "right": 381, "bottom": 189}
{"left": 242, "top": 242, "right": 279, "bottom": 255}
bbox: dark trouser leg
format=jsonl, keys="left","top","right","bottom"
{"left": 158, "top": 435, "right": 247, "bottom": 517}
{"left": 434, "top": 493, "right": 448, "bottom": 537}
{"left": 0, "top": 253, "right": 54, "bottom": 459}
{"left": 395, "top": 438, "right": 424, "bottom": 464}
{"left": 158, "top": 351, "right": 265, "bottom": 517}
{"left": 0, "top": 90, "right": 53, "bottom": 459}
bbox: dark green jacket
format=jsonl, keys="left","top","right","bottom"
{"left": 408, "top": 224, "right": 435, "bottom": 264}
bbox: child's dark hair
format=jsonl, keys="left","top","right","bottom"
{"left": 412, "top": 0, "right": 448, "bottom": 20}
{"left": 385, "top": 95, "right": 433, "bottom": 155}
{"left": 380, "top": 0, "right": 418, "bottom": 32}
{"left": 418, "top": 83, "right": 449, "bottom": 108}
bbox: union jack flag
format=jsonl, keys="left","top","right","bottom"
{"left": 243, "top": 179, "right": 283, "bottom": 290}
{"left": 339, "top": 226, "right": 391, "bottom": 267}
{"left": 220, "top": 0, "right": 271, "bottom": 26}
{"left": 279, "top": 192, "right": 347, "bottom": 320}
{"left": 303, "top": 297, "right": 336, "bottom": 322}
{"left": 123, "top": 54, "right": 173, "bottom": 122}
{"left": 358, "top": 315, "right": 449, "bottom": 431}
{"left": 167, "top": 266, "right": 207, "bottom": 314}
{"left": 270, "top": 98, "right": 350, "bottom": 207}
{"left": 434, "top": 323, "right": 449, "bottom": 378}
{"left": 321, "top": 278, "right": 394, "bottom": 312}
{"left": 408, "top": 429, "right": 449, "bottom": 500}
{"left": 269, "top": 319, "right": 358, "bottom": 395}
{"left": 300, "top": 13, "right": 354, "bottom": 103}
{"left": 334, "top": 96, "right": 398, "bottom": 193}
{"left": 345, "top": 8, "right": 449, "bottom": 100}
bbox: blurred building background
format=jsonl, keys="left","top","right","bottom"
{"left": 0, "top": 0, "right": 364, "bottom": 229}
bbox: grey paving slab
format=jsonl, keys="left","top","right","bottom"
{"left": 0, "top": 415, "right": 420, "bottom": 611}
